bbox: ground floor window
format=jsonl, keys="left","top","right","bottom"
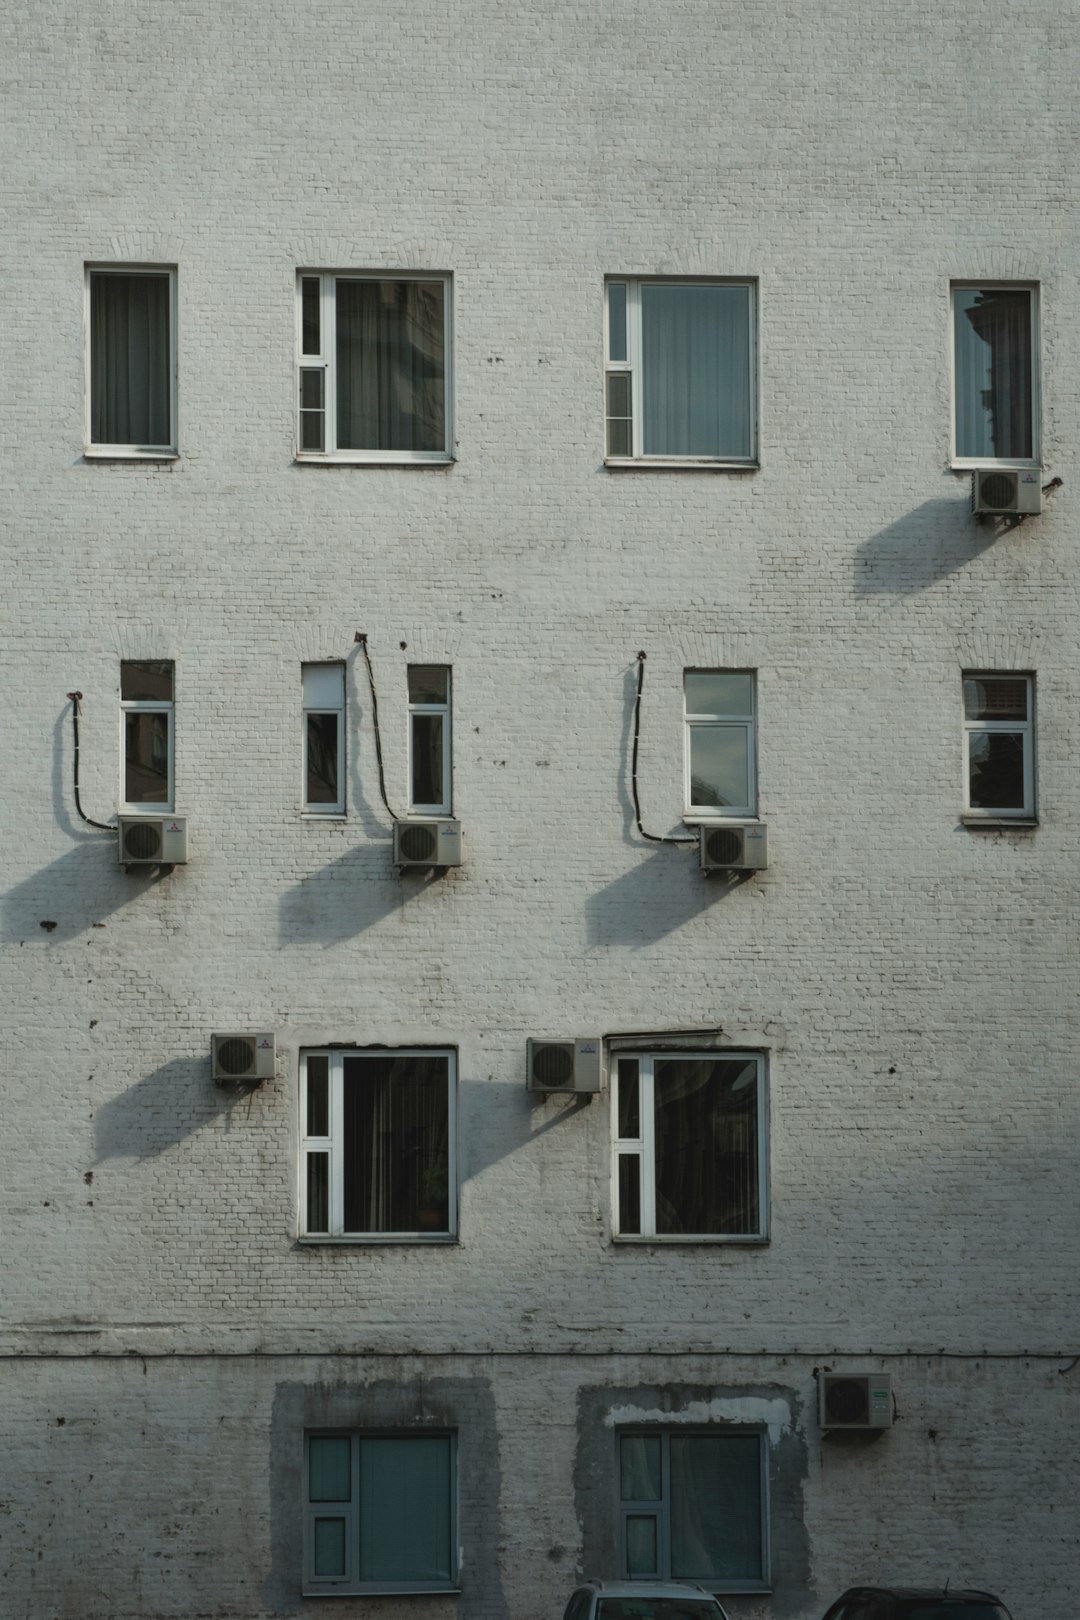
{"left": 619, "top": 1429, "right": 767, "bottom": 1589}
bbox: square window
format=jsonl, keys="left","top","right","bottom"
{"left": 963, "top": 673, "right": 1035, "bottom": 819}
{"left": 302, "top": 664, "right": 345, "bottom": 813}
{"left": 120, "top": 660, "right": 174, "bottom": 810}
{"left": 613, "top": 1053, "right": 767, "bottom": 1241}
{"left": 301, "top": 1050, "right": 456, "bottom": 1240}
{"left": 618, "top": 1429, "right": 768, "bottom": 1590}
{"left": 951, "top": 283, "right": 1039, "bottom": 466}
{"left": 296, "top": 273, "right": 452, "bottom": 462}
{"left": 407, "top": 665, "right": 452, "bottom": 814}
{"left": 605, "top": 279, "right": 757, "bottom": 464}
{"left": 685, "top": 671, "right": 756, "bottom": 816}
{"left": 304, "top": 1431, "right": 457, "bottom": 1594}
{"left": 86, "top": 267, "right": 177, "bottom": 455}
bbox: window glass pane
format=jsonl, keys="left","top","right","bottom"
{"left": 617, "top": 1061, "right": 640, "bottom": 1139}
{"left": 411, "top": 714, "right": 445, "bottom": 807}
{"left": 618, "top": 1155, "right": 641, "bottom": 1235}
{"left": 641, "top": 284, "right": 751, "bottom": 458}
{"left": 625, "top": 1516, "right": 659, "bottom": 1576}
{"left": 653, "top": 1059, "right": 759, "bottom": 1235}
{"left": 359, "top": 1436, "right": 451, "bottom": 1582}
{"left": 300, "top": 367, "right": 324, "bottom": 411}
{"left": 684, "top": 672, "right": 752, "bottom": 717}
{"left": 299, "top": 410, "right": 325, "bottom": 453}
{"left": 607, "top": 371, "right": 631, "bottom": 418}
{"left": 608, "top": 282, "right": 628, "bottom": 362}
{"left": 306, "top": 1152, "right": 329, "bottom": 1233}
{"left": 607, "top": 416, "right": 632, "bottom": 457}
{"left": 954, "top": 287, "right": 1033, "bottom": 460}
{"left": 122, "top": 660, "right": 174, "bottom": 702}
{"left": 336, "top": 279, "right": 445, "bottom": 452}
{"left": 621, "top": 1434, "right": 662, "bottom": 1500}
{"left": 689, "top": 726, "right": 750, "bottom": 810}
{"left": 310, "top": 1435, "right": 351, "bottom": 1501}
{"left": 408, "top": 666, "right": 448, "bottom": 704}
{"left": 302, "top": 664, "right": 344, "bottom": 709}
{"left": 670, "top": 1434, "right": 762, "bottom": 1581}
{"left": 599, "top": 1603, "right": 724, "bottom": 1620}
{"left": 302, "top": 278, "right": 321, "bottom": 355}
{"left": 124, "top": 711, "right": 170, "bottom": 803}
{"left": 306, "top": 713, "right": 340, "bottom": 804}
{"left": 968, "top": 732, "right": 1026, "bottom": 809}
{"left": 90, "top": 272, "right": 171, "bottom": 446}
{"left": 963, "top": 676, "right": 1028, "bottom": 722}
{"left": 342, "top": 1054, "right": 450, "bottom": 1233}
{"left": 307, "top": 1070, "right": 329, "bottom": 1136}
{"left": 313, "top": 1518, "right": 347, "bottom": 1577}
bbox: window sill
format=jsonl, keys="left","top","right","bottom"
{"left": 301, "top": 811, "right": 348, "bottom": 821}
{"left": 961, "top": 814, "right": 1038, "bottom": 829}
{"left": 295, "top": 452, "right": 455, "bottom": 467}
{"left": 683, "top": 813, "right": 760, "bottom": 826}
{"left": 84, "top": 448, "right": 179, "bottom": 462}
{"left": 613, "top": 1234, "right": 769, "bottom": 1246}
{"left": 297, "top": 1234, "right": 458, "bottom": 1246}
{"left": 304, "top": 1586, "right": 462, "bottom": 1598}
{"left": 605, "top": 456, "right": 758, "bottom": 472}
{"left": 951, "top": 458, "right": 1042, "bottom": 472}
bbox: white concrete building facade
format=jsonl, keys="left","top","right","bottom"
{"left": 2, "top": 3, "right": 1078, "bottom": 1617}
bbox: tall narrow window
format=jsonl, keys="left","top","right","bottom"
{"left": 605, "top": 279, "right": 757, "bottom": 464}
{"left": 952, "top": 284, "right": 1039, "bottom": 466}
{"left": 685, "top": 671, "right": 756, "bottom": 817}
{"left": 407, "top": 666, "right": 451, "bottom": 814}
{"left": 296, "top": 273, "right": 451, "bottom": 462}
{"left": 302, "top": 664, "right": 345, "bottom": 813}
{"left": 613, "top": 1053, "right": 767, "bottom": 1240}
{"left": 619, "top": 1429, "right": 768, "bottom": 1590}
{"left": 963, "top": 673, "right": 1035, "bottom": 820}
{"left": 86, "top": 267, "right": 177, "bottom": 455}
{"left": 120, "top": 661, "right": 174, "bottom": 810}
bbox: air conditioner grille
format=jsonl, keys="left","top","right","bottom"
{"left": 216, "top": 1037, "right": 255, "bottom": 1077}
{"left": 399, "top": 823, "right": 437, "bottom": 862}
{"left": 824, "top": 1377, "right": 869, "bottom": 1426}
{"left": 980, "top": 472, "right": 1018, "bottom": 511}
{"left": 705, "top": 826, "right": 744, "bottom": 867}
{"left": 123, "top": 821, "right": 162, "bottom": 861}
{"left": 531, "top": 1043, "right": 575, "bottom": 1088}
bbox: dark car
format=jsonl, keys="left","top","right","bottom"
{"left": 822, "top": 1587, "right": 1013, "bottom": 1620}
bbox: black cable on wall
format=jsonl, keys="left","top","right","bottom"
{"left": 66, "top": 692, "right": 115, "bottom": 832}
{"left": 630, "top": 654, "right": 696, "bottom": 846}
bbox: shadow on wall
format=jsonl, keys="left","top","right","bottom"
{"left": 854, "top": 495, "right": 1002, "bottom": 594}
{"left": 1, "top": 840, "right": 136, "bottom": 944}
{"left": 585, "top": 846, "right": 747, "bottom": 949}
{"left": 93, "top": 1056, "right": 240, "bottom": 1163}
{"left": 277, "top": 843, "right": 410, "bottom": 944}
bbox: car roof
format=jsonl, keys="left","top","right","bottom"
{"left": 834, "top": 1589, "right": 1004, "bottom": 1603}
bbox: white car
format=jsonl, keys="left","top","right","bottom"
{"left": 561, "top": 1581, "right": 733, "bottom": 1620}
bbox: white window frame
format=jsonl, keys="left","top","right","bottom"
{"left": 612, "top": 1052, "right": 768, "bottom": 1243}
{"left": 303, "top": 1429, "right": 458, "bottom": 1595}
{"left": 618, "top": 1427, "right": 769, "bottom": 1594}
{"left": 84, "top": 264, "right": 178, "bottom": 458}
{"left": 302, "top": 663, "right": 346, "bottom": 815}
{"left": 295, "top": 271, "right": 453, "bottom": 464}
{"left": 300, "top": 1048, "right": 457, "bottom": 1242}
{"left": 604, "top": 277, "right": 758, "bottom": 468}
{"left": 684, "top": 670, "right": 757, "bottom": 819}
{"left": 962, "top": 671, "right": 1035, "bottom": 821}
{"left": 407, "top": 666, "right": 452, "bottom": 815}
{"left": 949, "top": 281, "right": 1041, "bottom": 470}
{"left": 119, "top": 662, "right": 174, "bottom": 813}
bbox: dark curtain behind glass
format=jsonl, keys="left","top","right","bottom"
{"left": 955, "top": 289, "right": 1032, "bottom": 459}
{"left": 342, "top": 1053, "right": 449, "bottom": 1232}
{"left": 336, "top": 280, "right": 445, "bottom": 451}
{"left": 90, "top": 273, "right": 171, "bottom": 445}
{"left": 653, "top": 1059, "right": 759, "bottom": 1235}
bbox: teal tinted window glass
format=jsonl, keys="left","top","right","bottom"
{"left": 670, "top": 1434, "right": 762, "bottom": 1581}
{"left": 625, "top": 1515, "right": 659, "bottom": 1575}
{"left": 621, "top": 1433, "right": 662, "bottom": 1500}
{"left": 359, "top": 1436, "right": 452, "bottom": 1582}
{"left": 313, "top": 1517, "right": 348, "bottom": 1577}
{"left": 309, "top": 1435, "right": 351, "bottom": 1502}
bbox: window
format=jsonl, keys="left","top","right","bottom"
{"left": 408, "top": 665, "right": 451, "bottom": 814}
{"left": 613, "top": 1052, "right": 766, "bottom": 1240}
{"left": 605, "top": 279, "right": 756, "bottom": 464}
{"left": 962, "top": 673, "right": 1035, "bottom": 820}
{"left": 684, "top": 671, "right": 756, "bottom": 817}
{"left": 296, "top": 273, "right": 451, "bottom": 462}
{"left": 301, "top": 1049, "right": 456, "bottom": 1240}
{"left": 304, "top": 1431, "right": 456, "bottom": 1594}
{"left": 951, "top": 283, "right": 1039, "bottom": 466}
{"left": 120, "top": 661, "right": 174, "bottom": 810}
{"left": 85, "top": 266, "right": 176, "bottom": 455}
{"left": 302, "top": 664, "right": 345, "bottom": 813}
{"left": 619, "top": 1429, "right": 768, "bottom": 1590}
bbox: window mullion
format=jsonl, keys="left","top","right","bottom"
{"left": 330, "top": 1055, "right": 344, "bottom": 1236}
{"left": 640, "top": 1058, "right": 657, "bottom": 1235}
{"left": 629, "top": 283, "right": 643, "bottom": 459}
{"left": 323, "top": 276, "right": 336, "bottom": 454}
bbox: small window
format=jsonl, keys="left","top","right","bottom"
{"left": 963, "top": 673, "right": 1035, "bottom": 819}
{"left": 618, "top": 1429, "right": 768, "bottom": 1590}
{"left": 296, "top": 273, "right": 451, "bottom": 462}
{"left": 613, "top": 1053, "right": 767, "bottom": 1241}
{"left": 304, "top": 1430, "right": 457, "bottom": 1594}
{"left": 120, "top": 661, "right": 174, "bottom": 810}
{"left": 605, "top": 279, "right": 757, "bottom": 464}
{"left": 408, "top": 666, "right": 451, "bottom": 814}
{"left": 302, "top": 664, "right": 345, "bottom": 813}
{"left": 301, "top": 1049, "right": 456, "bottom": 1240}
{"left": 685, "top": 671, "right": 756, "bottom": 817}
{"left": 86, "top": 267, "right": 177, "bottom": 455}
{"left": 951, "top": 283, "right": 1039, "bottom": 466}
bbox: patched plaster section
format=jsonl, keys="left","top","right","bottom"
{"left": 604, "top": 1396, "right": 794, "bottom": 1443}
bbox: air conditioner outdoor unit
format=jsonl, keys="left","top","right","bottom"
{"left": 212, "top": 1032, "right": 276, "bottom": 1085}
{"left": 972, "top": 467, "right": 1042, "bottom": 516}
{"left": 820, "top": 1372, "right": 893, "bottom": 1431}
{"left": 698, "top": 822, "right": 768, "bottom": 873}
{"left": 394, "top": 819, "right": 463, "bottom": 869}
{"left": 118, "top": 814, "right": 188, "bottom": 868}
{"left": 527, "top": 1038, "right": 603, "bottom": 1094}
